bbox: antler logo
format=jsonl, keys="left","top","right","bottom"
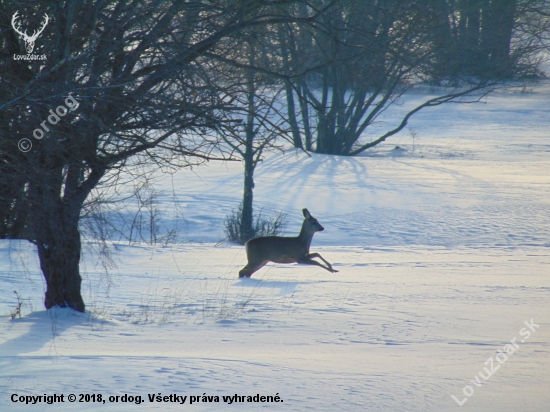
{"left": 11, "top": 11, "right": 49, "bottom": 54}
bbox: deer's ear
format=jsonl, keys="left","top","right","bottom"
{"left": 302, "top": 208, "right": 311, "bottom": 218}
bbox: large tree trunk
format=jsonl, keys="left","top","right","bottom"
{"left": 458, "top": 0, "right": 484, "bottom": 75}
{"left": 30, "top": 175, "right": 86, "bottom": 312}
{"left": 37, "top": 215, "right": 85, "bottom": 312}
{"left": 27, "top": 157, "right": 103, "bottom": 312}
{"left": 481, "top": 0, "right": 516, "bottom": 78}
{"left": 431, "top": 0, "right": 454, "bottom": 76}
{"left": 456, "top": 0, "right": 516, "bottom": 78}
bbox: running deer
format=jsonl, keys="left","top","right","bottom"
{"left": 239, "top": 208, "right": 338, "bottom": 278}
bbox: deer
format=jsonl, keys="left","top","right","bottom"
{"left": 11, "top": 11, "right": 49, "bottom": 54}
{"left": 239, "top": 208, "right": 338, "bottom": 278}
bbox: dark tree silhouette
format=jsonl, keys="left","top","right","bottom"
{"left": 0, "top": 0, "right": 321, "bottom": 311}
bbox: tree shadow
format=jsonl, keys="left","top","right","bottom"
{"left": 0, "top": 308, "right": 92, "bottom": 356}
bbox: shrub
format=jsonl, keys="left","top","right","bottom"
{"left": 224, "top": 203, "right": 287, "bottom": 244}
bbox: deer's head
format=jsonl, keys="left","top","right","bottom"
{"left": 302, "top": 208, "right": 325, "bottom": 233}
{"left": 12, "top": 11, "right": 49, "bottom": 54}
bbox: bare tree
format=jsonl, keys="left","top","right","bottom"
{"left": 0, "top": 0, "right": 320, "bottom": 312}
{"left": 441, "top": 0, "right": 545, "bottom": 78}
{"left": 219, "top": 40, "right": 289, "bottom": 244}
{"left": 280, "top": 0, "right": 547, "bottom": 155}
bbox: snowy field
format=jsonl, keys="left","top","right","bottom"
{"left": 1, "top": 83, "right": 549, "bottom": 411}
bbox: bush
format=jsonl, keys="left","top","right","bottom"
{"left": 224, "top": 203, "right": 287, "bottom": 245}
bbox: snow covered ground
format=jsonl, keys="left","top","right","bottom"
{"left": 1, "top": 83, "right": 549, "bottom": 411}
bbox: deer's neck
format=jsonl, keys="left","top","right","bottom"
{"left": 298, "top": 223, "right": 314, "bottom": 251}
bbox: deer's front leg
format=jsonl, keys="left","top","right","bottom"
{"left": 298, "top": 255, "right": 338, "bottom": 273}
{"left": 307, "top": 253, "right": 338, "bottom": 273}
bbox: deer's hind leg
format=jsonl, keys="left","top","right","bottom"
{"left": 239, "top": 259, "right": 267, "bottom": 278}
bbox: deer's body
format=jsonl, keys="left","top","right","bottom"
{"left": 239, "top": 209, "right": 337, "bottom": 278}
